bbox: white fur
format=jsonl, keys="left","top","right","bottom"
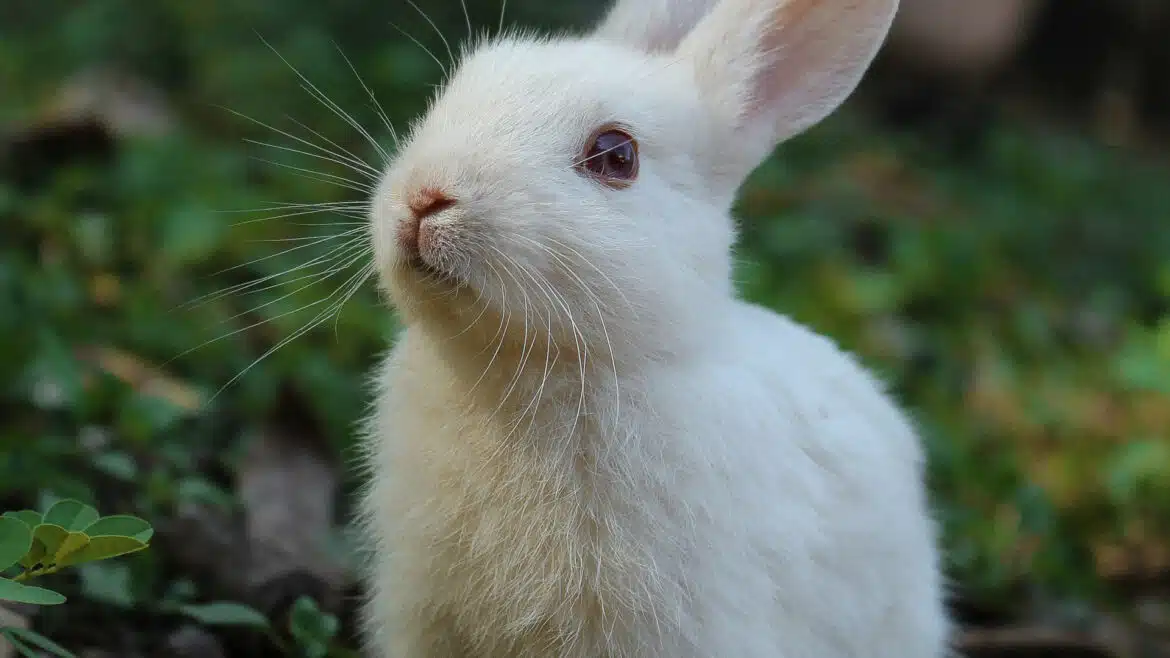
{"left": 358, "top": 0, "right": 950, "bottom": 656}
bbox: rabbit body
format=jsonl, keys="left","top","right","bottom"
{"left": 357, "top": 0, "right": 949, "bottom": 655}
{"left": 361, "top": 301, "right": 946, "bottom": 658}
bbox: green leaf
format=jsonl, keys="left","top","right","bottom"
{"left": 49, "top": 531, "right": 90, "bottom": 567}
{"left": 0, "top": 517, "right": 33, "bottom": 572}
{"left": 31, "top": 524, "right": 68, "bottom": 559}
{"left": 0, "top": 626, "right": 77, "bottom": 657}
{"left": 0, "top": 628, "right": 38, "bottom": 658}
{"left": 83, "top": 515, "right": 154, "bottom": 543}
{"left": 0, "top": 577, "right": 66, "bottom": 605}
{"left": 0, "top": 622, "right": 40, "bottom": 655}
{"left": 42, "top": 500, "right": 99, "bottom": 532}
{"left": 25, "top": 524, "right": 66, "bottom": 569}
{"left": 27, "top": 525, "right": 93, "bottom": 569}
{"left": 55, "top": 536, "right": 148, "bottom": 568}
{"left": 288, "top": 595, "right": 338, "bottom": 657}
{"left": 2, "top": 511, "right": 42, "bottom": 530}
{"left": 177, "top": 602, "right": 271, "bottom": 629}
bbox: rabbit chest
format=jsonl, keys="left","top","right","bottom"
{"left": 365, "top": 341, "right": 714, "bottom": 655}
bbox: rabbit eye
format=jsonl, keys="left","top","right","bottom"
{"left": 579, "top": 126, "right": 638, "bottom": 188}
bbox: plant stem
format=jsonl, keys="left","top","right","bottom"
{"left": 13, "top": 565, "right": 62, "bottom": 582}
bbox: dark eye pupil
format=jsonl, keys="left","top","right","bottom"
{"left": 582, "top": 128, "right": 638, "bottom": 184}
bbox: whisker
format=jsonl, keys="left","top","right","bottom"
{"left": 183, "top": 235, "right": 370, "bottom": 309}
{"left": 216, "top": 104, "right": 377, "bottom": 181}
{"left": 459, "top": 0, "right": 472, "bottom": 41}
{"left": 290, "top": 221, "right": 368, "bottom": 227}
{"left": 243, "top": 137, "right": 380, "bottom": 182}
{"left": 332, "top": 258, "right": 376, "bottom": 337}
{"left": 256, "top": 33, "right": 389, "bottom": 163}
{"left": 447, "top": 282, "right": 494, "bottom": 341}
{"left": 208, "top": 227, "right": 364, "bottom": 277}
{"left": 404, "top": 0, "right": 455, "bottom": 70}
{"left": 226, "top": 204, "right": 365, "bottom": 228}
{"left": 300, "top": 79, "right": 391, "bottom": 163}
{"left": 197, "top": 255, "right": 366, "bottom": 316}
{"left": 283, "top": 114, "right": 382, "bottom": 176}
{"left": 219, "top": 199, "right": 367, "bottom": 213}
{"left": 547, "top": 247, "right": 632, "bottom": 318}
{"left": 389, "top": 21, "right": 448, "bottom": 79}
{"left": 508, "top": 244, "right": 591, "bottom": 441}
{"left": 248, "top": 226, "right": 367, "bottom": 243}
{"left": 569, "top": 136, "right": 636, "bottom": 170}
{"left": 499, "top": 259, "right": 562, "bottom": 442}
{"left": 467, "top": 262, "right": 510, "bottom": 396}
{"left": 208, "top": 261, "right": 376, "bottom": 401}
{"left": 485, "top": 253, "right": 537, "bottom": 431}
{"left": 527, "top": 238, "right": 622, "bottom": 431}
{"left": 332, "top": 41, "right": 402, "bottom": 151}
{"left": 248, "top": 154, "right": 374, "bottom": 195}
{"left": 219, "top": 242, "right": 372, "bottom": 324}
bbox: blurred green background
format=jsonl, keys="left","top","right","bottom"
{"left": 1, "top": 0, "right": 1169, "bottom": 656}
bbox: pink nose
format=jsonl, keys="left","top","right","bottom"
{"left": 398, "top": 188, "right": 454, "bottom": 258}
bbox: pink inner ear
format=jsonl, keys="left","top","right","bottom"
{"left": 738, "top": 0, "right": 899, "bottom": 144}
{"left": 745, "top": 0, "right": 839, "bottom": 122}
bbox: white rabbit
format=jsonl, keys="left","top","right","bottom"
{"left": 357, "top": 0, "right": 951, "bottom": 656}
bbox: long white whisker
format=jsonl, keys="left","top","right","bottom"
{"left": 226, "top": 204, "right": 366, "bottom": 228}
{"left": 280, "top": 169, "right": 376, "bottom": 196}
{"left": 459, "top": 0, "right": 472, "bottom": 41}
{"left": 484, "top": 251, "right": 535, "bottom": 430}
{"left": 279, "top": 114, "right": 382, "bottom": 177}
{"left": 292, "top": 75, "right": 387, "bottom": 165}
{"left": 182, "top": 235, "right": 367, "bottom": 310}
{"left": 447, "top": 284, "right": 493, "bottom": 341}
{"left": 209, "top": 229, "right": 363, "bottom": 276}
{"left": 248, "top": 226, "right": 367, "bottom": 244}
{"left": 220, "top": 242, "right": 372, "bottom": 324}
{"left": 569, "top": 136, "right": 636, "bottom": 170}
{"left": 332, "top": 42, "right": 402, "bottom": 152}
{"left": 218, "top": 199, "right": 367, "bottom": 213}
{"left": 217, "top": 104, "right": 377, "bottom": 180}
{"left": 510, "top": 246, "right": 590, "bottom": 442}
{"left": 290, "top": 221, "right": 368, "bottom": 227}
{"left": 208, "top": 261, "right": 376, "bottom": 401}
{"left": 249, "top": 156, "right": 374, "bottom": 195}
{"left": 468, "top": 262, "right": 509, "bottom": 396}
{"left": 541, "top": 235, "right": 636, "bottom": 316}
{"left": 333, "top": 259, "right": 377, "bottom": 337}
{"left": 190, "top": 239, "right": 370, "bottom": 311}
{"left": 501, "top": 260, "right": 563, "bottom": 443}
{"left": 282, "top": 112, "right": 380, "bottom": 173}
{"left": 256, "top": 33, "right": 389, "bottom": 162}
{"left": 389, "top": 21, "right": 448, "bottom": 78}
{"left": 538, "top": 241, "right": 620, "bottom": 433}
{"left": 404, "top": 0, "right": 455, "bottom": 70}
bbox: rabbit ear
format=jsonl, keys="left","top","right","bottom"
{"left": 593, "top": 0, "right": 719, "bottom": 53}
{"left": 679, "top": 0, "right": 898, "bottom": 167}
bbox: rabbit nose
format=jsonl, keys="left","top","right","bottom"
{"left": 398, "top": 188, "right": 454, "bottom": 258}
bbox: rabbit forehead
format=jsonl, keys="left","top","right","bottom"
{"left": 416, "top": 36, "right": 688, "bottom": 155}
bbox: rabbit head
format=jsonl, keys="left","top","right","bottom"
{"left": 370, "top": 0, "right": 899, "bottom": 369}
